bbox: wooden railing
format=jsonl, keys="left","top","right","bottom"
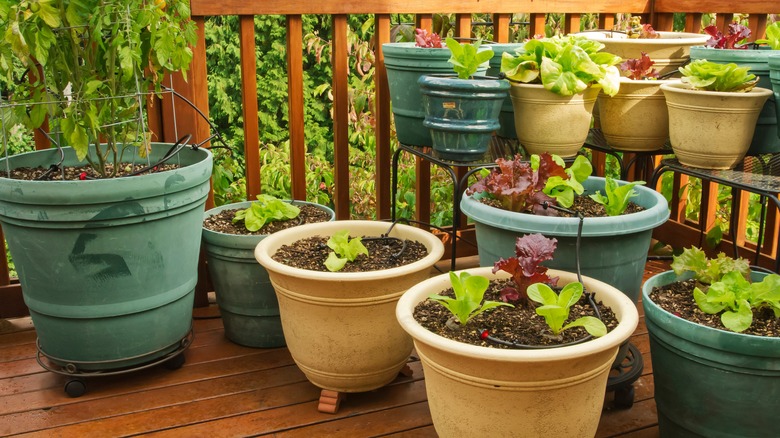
{"left": 1, "top": 1, "right": 778, "bottom": 317}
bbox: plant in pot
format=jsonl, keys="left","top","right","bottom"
{"left": 418, "top": 37, "right": 509, "bottom": 161}
{"left": 0, "top": 0, "right": 210, "bottom": 395}
{"left": 253, "top": 220, "right": 444, "bottom": 413}
{"left": 396, "top": 233, "right": 639, "bottom": 437}
{"left": 597, "top": 52, "right": 680, "bottom": 152}
{"left": 661, "top": 59, "right": 773, "bottom": 169}
{"left": 500, "top": 35, "right": 622, "bottom": 157}
{"left": 382, "top": 29, "right": 488, "bottom": 147}
{"left": 690, "top": 21, "right": 780, "bottom": 155}
{"left": 202, "top": 195, "right": 335, "bottom": 348}
{"left": 642, "top": 246, "right": 780, "bottom": 437}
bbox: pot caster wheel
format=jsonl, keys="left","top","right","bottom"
{"left": 64, "top": 378, "right": 87, "bottom": 398}
{"left": 164, "top": 353, "right": 186, "bottom": 370}
{"left": 613, "top": 384, "right": 635, "bottom": 409}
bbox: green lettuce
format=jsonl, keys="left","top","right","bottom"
{"left": 679, "top": 59, "right": 758, "bottom": 92}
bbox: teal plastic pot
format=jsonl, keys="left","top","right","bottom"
{"left": 769, "top": 53, "right": 780, "bottom": 143}
{"left": 487, "top": 43, "right": 524, "bottom": 139}
{"left": 461, "top": 177, "right": 669, "bottom": 302}
{"left": 691, "top": 46, "right": 779, "bottom": 155}
{"left": 419, "top": 75, "right": 509, "bottom": 161}
{"left": 643, "top": 270, "right": 779, "bottom": 438}
{"left": 0, "top": 144, "right": 212, "bottom": 370}
{"left": 202, "top": 200, "right": 335, "bottom": 348}
{"left": 382, "top": 43, "right": 487, "bottom": 147}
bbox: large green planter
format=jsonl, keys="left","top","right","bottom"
{"left": 769, "top": 53, "right": 780, "bottom": 143}
{"left": 382, "top": 43, "right": 487, "bottom": 147}
{"left": 642, "top": 270, "right": 779, "bottom": 437}
{"left": 690, "top": 46, "right": 780, "bottom": 155}
{"left": 202, "top": 200, "right": 335, "bottom": 348}
{"left": 419, "top": 74, "right": 509, "bottom": 161}
{"left": 487, "top": 43, "right": 524, "bottom": 139}
{"left": 0, "top": 144, "right": 213, "bottom": 370}
{"left": 460, "top": 177, "right": 669, "bottom": 302}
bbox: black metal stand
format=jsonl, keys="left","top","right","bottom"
{"left": 607, "top": 342, "right": 644, "bottom": 409}
{"left": 581, "top": 129, "right": 671, "bottom": 181}
{"left": 390, "top": 137, "right": 519, "bottom": 270}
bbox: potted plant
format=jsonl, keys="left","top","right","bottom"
{"left": 575, "top": 17, "right": 709, "bottom": 76}
{"left": 0, "top": 0, "right": 210, "bottom": 386}
{"left": 661, "top": 59, "right": 773, "bottom": 169}
{"left": 418, "top": 38, "right": 509, "bottom": 161}
{"left": 501, "top": 35, "right": 622, "bottom": 157}
{"left": 254, "top": 220, "right": 444, "bottom": 413}
{"left": 396, "top": 233, "right": 639, "bottom": 437}
{"left": 461, "top": 153, "right": 669, "bottom": 304}
{"left": 597, "top": 52, "right": 680, "bottom": 152}
{"left": 202, "top": 195, "right": 334, "bottom": 347}
{"left": 382, "top": 29, "right": 488, "bottom": 147}
{"left": 642, "top": 247, "right": 780, "bottom": 437}
{"left": 690, "top": 21, "right": 780, "bottom": 155}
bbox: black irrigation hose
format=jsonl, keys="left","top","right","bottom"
{"left": 126, "top": 133, "right": 192, "bottom": 176}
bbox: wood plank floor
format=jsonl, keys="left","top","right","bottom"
{"left": 0, "top": 259, "right": 671, "bottom": 437}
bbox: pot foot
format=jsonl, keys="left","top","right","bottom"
{"left": 398, "top": 363, "right": 413, "bottom": 377}
{"left": 317, "top": 389, "right": 344, "bottom": 414}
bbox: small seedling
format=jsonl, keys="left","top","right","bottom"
{"left": 619, "top": 52, "right": 659, "bottom": 80}
{"left": 755, "top": 21, "right": 780, "bottom": 49}
{"left": 232, "top": 194, "right": 300, "bottom": 232}
{"left": 444, "top": 37, "right": 493, "bottom": 80}
{"left": 324, "top": 230, "right": 369, "bottom": 272}
{"left": 679, "top": 59, "right": 758, "bottom": 92}
{"left": 492, "top": 233, "right": 559, "bottom": 303}
{"left": 589, "top": 176, "right": 645, "bottom": 216}
{"left": 428, "top": 271, "right": 513, "bottom": 326}
{"left": 527, "top": 282, "right": 607, "bottom": 337}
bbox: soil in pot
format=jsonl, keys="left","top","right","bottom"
{"left": 483, "top": 195, "right": 645, "bottom": 217}
{"left": 203, "top": 204, "right": 331, "bottom": 235}
{"left": 648, "top": 279, "right": 780, "bottom": 337}
{"left": 272, "top": 235, "right": 429, "bottom": 272}
{"left": 5, "top": 163, "right": 180, "bottom": 180}
{"left": 413, "top": 279, "right": 619, "bottom": 348}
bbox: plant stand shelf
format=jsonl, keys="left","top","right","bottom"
{"left": 390, "top": 137, "right": 519, "bottom": 270}
{"left": 651, "top": 154, "right": 780, "bottom": 273}
{"left": 582, "top": 128, "right": 671, "bottom": 181}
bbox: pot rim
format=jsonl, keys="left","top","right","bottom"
{"left": 660, "top": 81, "right": 774, "bottom": 97}
{"left": 396, "top": 267, "right": 639, "bottom": 362}
{"left": 574, "top": 31, "right": 709, "bottom": 45}
{"left": 202, "top": 200, "right": 335, "bottom": 237}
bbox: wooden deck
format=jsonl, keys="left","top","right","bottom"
{"left": 0, "top": 259, "right": 671, "bottom": 437}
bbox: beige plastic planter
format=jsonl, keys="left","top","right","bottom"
{"left": 597, "top": 78, "right": 680, "bottom": 151}
{"left": 575, "top": 31, "right": 709, "bottom": 76}
{"left": 661, "top": 82, "right": 773, "bottom": 169}
{"left": 254, "top": 220, "right": 444, "bottom": 395}
{"left": 397, "top": 267, "right": 638, "bottom": 438}
{"left": 510, "top": 83, "right": 601, "bottom": 157}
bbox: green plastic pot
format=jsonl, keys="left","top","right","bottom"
{"left": 419, "top": 74, "right": 509, "bottom": 161}
{"left": 460, "top": 177, "right": 669, "bottom": 303}
{"left": 382, "top": 43, "right": 487, "bottom": 147}
{"left": 487, "top": 43, "right": 524, "bottom": 139}
{"left": 770, "top": 53, "right": 780, "bottom": 142}
{"left": 202, "top": 200, "right": 335, "bottom": 348}
{"left": 642, "top": 270, "right": 779, "bottom": 438}
{"left": 0, "top": 144, "right": 212, "bottom": 370}
{"left": 690, "top": 46, "right": 779, "bottom": 155}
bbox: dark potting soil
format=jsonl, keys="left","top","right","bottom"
{"left": 483, "top": 195, "right": 644, "bottom": 217}
{"left": 271, "top": 235, "right": 429, "bottom": 272}
{"left": 413, "top": 278, "right": 619, "bottom": 348}
{"left": 203, "top": 205, "right": 332, "bottom": 235}
{"left": 649, "top": 279, "right": 780, "bottom": 337}
{"left": 3, "top": 163, "right": 180, "bottom": 181}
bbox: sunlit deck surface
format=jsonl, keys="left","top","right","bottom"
{"left": 1, "top": 258, "right": 671, "bottom": 437}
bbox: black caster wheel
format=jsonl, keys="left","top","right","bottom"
{"left": 613, "top": 384, "right": 635, "bottom": 409}
{"left": 164, "top": 353, "right": 185, "bottom": 370}
{"left": 64, "top": 378, "right": 87, "bottom": 397}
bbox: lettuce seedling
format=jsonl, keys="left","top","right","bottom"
{"left": 619, "top": 52, "right": 659, "bottom": 80}
{"left": 428, "top": 271, "right": 514, "bottom": 326}
{"left": 533, "top": 154, "right": 593, "bottom": 208}
{"left": 445, "top": 37, "right": 494, "bottom": 80}
{"left": 527, "top": 282, "right": 607, "bottom": 337}
{"left": 588, "top": 176, "right": 645, "bottom": 216}
{"left": 756, "top": 21, "right": 780, "bottom": 49}
{"left": 679, "top": 59, "right": 758, "bottom": 92}
{"left": 704, "top": 23, "right": 751, "bottom": 49}
{"left": 233, "top": 194, "right": 301, "bottom": 232}
{"left": 671, "top": 246, "right": 751, "bottom": 285}
{"left": 693, "top": 271, "right": 780, "bottom": 333}
{"left": 493, "top": 233, "right": 559, "bottom": 303}
{"left": 415, "top": 28, "right": 443, "bottom": 48}
{"left": 324, "top": 230, "right": 369, "bottom": 272}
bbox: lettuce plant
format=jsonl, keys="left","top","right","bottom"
{"left": 467, "top": 153, "right": 592, "bottom": 216}
{"left": 445, "top": 37, "right": 494, "bottom": 80}
{"left": 619, "top": 52, "right": 659, "bottom": 80}
{"left": 671, "top": 247, "right": 780, "bottom": 332}
{"left": 756, "top": 21, "right": 780, "bottom": 49}
{"left": 679, "top": 59, "right": 758, "bottom": 92}
{"left": 233, "top": 194, "right": 301, "bottom": 232}
{"left": 527, "top": 282, "right": 607, "bottom": 337}
{"left": 626, "top": 17, "right": 660, "bottom": 39}
{"left": 492, "top": 233, "right": 559, "bottom": 303}
{"left": 428, "top": 271, "right": 513, "bottom": 326}
{"left": 415, "top": 28, "right": 443, "bottom": 48}
{"left": 588, "top": 177, "right": 645, "bottom": 216}
{"left": 324, "top": 230, "right": 369, "bottom": 272}
{"left": 704, "top": 23, "right": 751, "bottom": 49}
{"left": 500, "top": 35, "right": 622, "bottom": 97}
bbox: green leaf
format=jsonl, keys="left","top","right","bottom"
{"left": 562, "top": 316, "right": 607, "bottom": 337}
{"left": 588, "top": 177, "right": 645, "bottom": 216}
{"left": 557, "top": 282, "right": 583, "bottom": 308}
{"left": 535, "top": 304, "right": 569, "bottom": 334}
{"left": 527, "top": 283, "right": 558, "bottom": 306}
{"left": 324, "top": 252, "right": 348, "bottom": 272}
{"left": 720, "top": 299, "right": 753, "bottom": 333}
{"left": 36, "top": 0, "right": 62, "bottom": 28}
